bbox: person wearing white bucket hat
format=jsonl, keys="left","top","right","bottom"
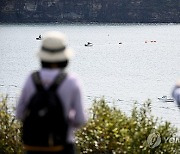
{"left": 37, "top": 31, "right": 73, "bottom": 62}
{"left": 16, "top": 31, "right": 86, "bottom": 154}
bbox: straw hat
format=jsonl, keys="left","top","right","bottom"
{"left": 37, "top": 31, "right": 73, "bottom": 62}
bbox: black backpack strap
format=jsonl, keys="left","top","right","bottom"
{"left": 49, "top": 72, "right": 67, "bottom": 91}
{"left": 32, "top": 71, "right": 44, "bottom": 91}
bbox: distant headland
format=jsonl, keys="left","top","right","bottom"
{"left": 0, "top": 0, "right": 179, "bottom": 23}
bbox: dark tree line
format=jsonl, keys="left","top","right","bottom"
{"left": 0, "top": 0, "right": 179, "bottom": 23}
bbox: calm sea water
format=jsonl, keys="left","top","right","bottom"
{"left": 0, "top": 23, "right": 180, "bottom": 129}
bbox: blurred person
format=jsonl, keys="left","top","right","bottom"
{"left": 16, "top": 31, "right": 86, "bottom": 154}
{"left": 172, "top": 80, "right": 180, "bottom": 108}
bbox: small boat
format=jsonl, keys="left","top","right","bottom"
{"left": 85, "top": 42, "right": 93, "bottom": 47}
{"left": 158, "top": 96, "right": 174, "bottom": 102}
{"left": 36, "top": 35, "right": 42, "bottom": 40}
{"left": 36, "top": 38, "right": 41, "bottom": 40}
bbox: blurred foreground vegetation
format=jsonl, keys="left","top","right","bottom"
{"left": 0, "top": 96, "right": 179, "bottom": 153}
{"left": 0, "top": 96, "right": 22, "bottom": 154}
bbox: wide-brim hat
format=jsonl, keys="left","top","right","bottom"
{"left": 37, "top": 31, "right": 73, "bottom": 62}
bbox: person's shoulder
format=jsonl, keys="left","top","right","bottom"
{"left": 66, "top": 72, "right": 82, "bottom": 87}
{"left": 26, "top": 71, "right": 39, "bottom": 81}
{"left": 24, "top": 70, "right": 42, "bottom": 85}
{"left": 24, "top": 72, "right": 34, "bottom": 83}
{"left": 21, "top": 71, "right": 38, "bottom": 90}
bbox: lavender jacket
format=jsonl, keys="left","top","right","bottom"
{"left": 16, "top": 68, "right": 86, "bottom": 143}
{"left": 172, "top": 86, "right": 180, "bottom": 106}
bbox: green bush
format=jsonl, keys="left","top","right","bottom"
{"left": 75, "top": 99, "right": 180, "bottom": 154}
{"left": 0, "top": 95, "right": 23, "bottom": 154}
{"left": 0, "top": 96, "right": 179, "bottom": 153}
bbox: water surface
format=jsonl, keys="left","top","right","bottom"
{"left": 0, "top": 23, "right": 180, "bottom": 129}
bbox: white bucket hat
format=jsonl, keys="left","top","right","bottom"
{"left": 37, "top": 31, "right": 73, "bottom": 62}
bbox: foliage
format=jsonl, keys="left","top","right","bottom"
{"left": 0, "top": 96, "right": 179, "bottom": 153}
{"left": 0, "top": 95, "right": 23, "bottom": 154}
{"left": 75, "top": 99, "right": 180, "bottom": 154}
{"left": 0, "top": 0, "right": 179, "bottom": 23}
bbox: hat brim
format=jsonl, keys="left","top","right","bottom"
{"left": 37, "top": 48, "right": 74, "bottom": 62}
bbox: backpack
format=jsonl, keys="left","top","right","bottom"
{"left": 22, "top": 71, "right": 68, "bottom": 147}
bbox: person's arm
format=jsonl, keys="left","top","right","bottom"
{"left": 69, "top": 80, "right": 87, "bottom": 128}
{"left": 16, "top": 74, "right": 35, "bottom": 120}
